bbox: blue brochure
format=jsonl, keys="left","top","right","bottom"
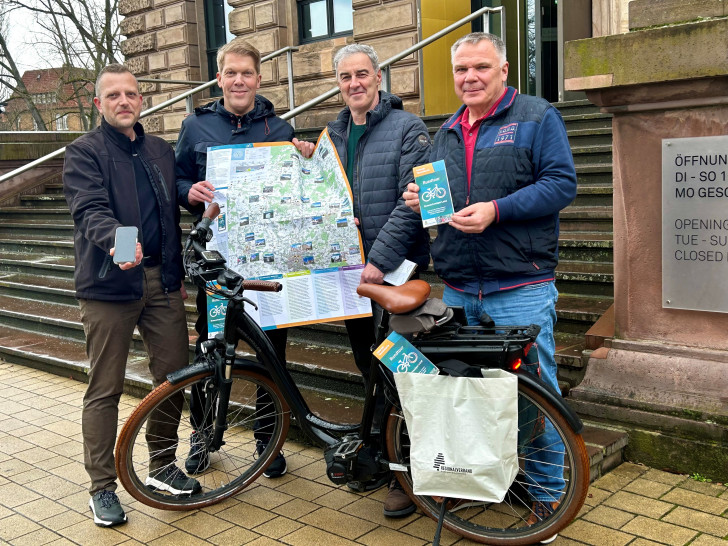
{"left": 413, "top": 160, "right": 454, "bottom": 227}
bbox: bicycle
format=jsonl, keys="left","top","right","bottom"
{"left": 421, "top": 184, "right": 447, "bottom": 202}
{"left": 115, "top": 204, "right": 589, "bottom": 545}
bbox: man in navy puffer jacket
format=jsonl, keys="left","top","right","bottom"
{"left": 175, "top": 39, "right": 294, "bottom": 481}
{"left": 295, "top": 44, "right": 431, "bottom": 518}
{"left": 404, "top": 33, "right": 577, "bottom": 541}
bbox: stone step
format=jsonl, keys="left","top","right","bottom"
{"left": 19, "top": 194, "right": 69, "bottom": 207}
{"left": 0, "top": 206, "right": 73, "bottom": 222}
{"left": 552, "top": 99, "right": 603, "bottom": 118}
{"left": 561, "top": 112, "right": 614, "bottom": 131}
{"left": 581, "top": 422, "right": 629, "bottom": 482}
{"left": 554, "top": 293, "right": 613, "bottom": 336}
{"left": 571, "top": 144, "right": 613, "bottom": 166}
{"left": 0, "top": 222, "right": 74, "bottom": 238}
{"left": 576, "top": 163, "right": 613, "bottom": 186}
{"left": 556, "top": 260, "right": 614, "bottom": 297}
{"left": 0, "top": 237, "right": 74, "bottom": 256}
{"left": 568, "top": 127, "right": 614, "bottom": 147}
{"left": 571, "top": 185, "right": 613, "bottom": 207}
{"left": 559, "top": 232, "right": 614, "bottom": 262}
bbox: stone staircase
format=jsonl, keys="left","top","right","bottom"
{"left": 0, "top": 100, "right": 622, "bottom": 479}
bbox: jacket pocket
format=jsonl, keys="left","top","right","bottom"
{"left": 154, "top": 164, "right": 171, "bottom": 202}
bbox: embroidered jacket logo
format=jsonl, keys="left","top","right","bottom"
{"left": 433, "top": 453, "right": 473, "bottom": 474}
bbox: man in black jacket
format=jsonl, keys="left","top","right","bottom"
{"left": 63, "top": 64, "right": 200, "bottom": 527}
{"left": 294, "top": 43, "right": 431, "bottom": 518}
{"left": 175, "top": 40, "right": 294, "bottom": 479}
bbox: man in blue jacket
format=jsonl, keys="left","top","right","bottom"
{"left": 295, "top": 43, "right": 431, "bottom": 518}
{"left": 175, "top": 40, "right": 294, "bottom": 479}
{"left": 404, "top": 32, "right": 577, "bottom": 540}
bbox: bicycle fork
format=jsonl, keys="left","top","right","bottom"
{"left": 208, "top": 341, "right": 235, "bottom": 451}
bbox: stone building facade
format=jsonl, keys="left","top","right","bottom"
{"left": 119, "top": 0, "right": 632, "bottom": 140}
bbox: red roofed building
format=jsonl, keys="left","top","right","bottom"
{"left": 2, "top": 66, "right": 95, "bottom": 131}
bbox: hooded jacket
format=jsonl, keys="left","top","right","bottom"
{"left": 63, "top": 119, "right": 184, "bottom": 300}
{"left": 430, "top": 87, "right": 577, "bottom": 290}
{"left": 175, "top": 95, "right": 295, "bottom": 213}
{"left": 327, "top": 91, "right": 431, "bottom": 273}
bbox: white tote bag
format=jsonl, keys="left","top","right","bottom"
{"left": 394, "top": 369, "right": 519, "bottom": 502}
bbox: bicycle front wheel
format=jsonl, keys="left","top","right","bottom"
{"left": 385, "top": 381, "right": 589, "bottom": 545}
{"left": 116, "top": 368, "right": 290, "bottom": 510}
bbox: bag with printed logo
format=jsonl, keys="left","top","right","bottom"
{"left": 393, "top": 369, "right": 518, "bottom": 502}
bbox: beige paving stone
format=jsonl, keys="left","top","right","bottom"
{"left": 661, "top": 488, "right": 728, "bottom": 515}
{"left": 603, "top": 491, "right": 673, "bottom": 518}
{"left": 662, "top": 505, "right": 728, "bottom": 536}
{"left": 7, "top": 526, "right": 63, "bottom": 546}
{"left": 357, "top": 525, "right": 428, "bottom": 545}
{"left": 340, "top": 496, "right": 413, "bottom": 529}
{"left": 0, "top": 504, "right": 13, "bottom": 519}
{"left": 28, "top": 429, "right": 75, "bottom": 450}
{"left": 298, "top": 506, "right": 377, "bottom": 539}
{"left": 10, "top": 425, "right": 43, "bottom": 438}
{"left": 25, "top": 474, "right": 85, "bottom": 501}
{"left": 281, "top": 525, "right": 360, "bottom": 545}
{"left": 38, "top": 508, "right": 88, "bottom": 531}
{"left": 610, "top": 462, "right": 649, "bottom": 479}
{"left": 292, "top": 460, "right": 327, "bottom": 481}
{"left": 173, "top": 510, "right": 234, "bottom": 539}
{"left": 200, "top": 496, "right": 240, "bottom": 516}
{"left": 207, "top": 525, "right": 260, "bottom": 545}
{"left": 679, "top": 479, "right": 728, "bottom": 497}
{"left": 621, "top": 515, "right": 698, "bottom": 545}
{"left": 623, "top": 477, "right": 674, "bottom": 499}
{"left": 270, "top": 497, "right": 320, "bottom": 520}
{"left": 642, "top": 469, "right": 687, "bottom": 486}
{"left": 246, "top": 536, "right": 284, "bottom": 546}
{"left": 56, "top": 489, "right": 92, "bottom": 513}
{"left": 123, "top": 501, "right": 190, "bottom": 524}
{"left": 398, "top": 516, "right": 461, "bottom": 545}
{"left": 13, "top": 408, "right": 49, "bottom": 424}
{"left": 581, "top": 504, "right": 636, "bottom": 529}
{"left": 592, "top": 471, "right": 637, "bottom": 493}
{"left": 44, "top": 420, "right": 83, "bottom": 437}
{"left": 48, "top": 460, "right": 88, "bottom": 485}
{"left": 0, "top": 456, "right": 35, "bottom": 476}
{"left": 252, "top": 514, "right": 303, "bottom": 539}
{"left": 0, "top": 513, "right": 41, "bottom": 541}
{"left": 216, "top": 501, "right": 277, "bottom": 528}
{"left": 12, "top": 467, "right": 52, "bottom": 485}
{"left": 275, "top": 477, "right": 334, "bottom": 502}
{"left": 35, "top": 455, "right": 79, "bottom": 471}
{"left": 690, "top": 534, "right": 728, "bottom": 545}
{"left": 147, "top": 529, "right": 207, "bottom": 545}
{"left": 0, "top": 482, "right": 42, "bottom": 508}
{"left": 13, "top": 497, "right": 68, "bottom": 521}
{"left": 0, "top": 435, "right": 36, "bottom": 455}
{"left": 234, "top": 483, "right": 295, "bottom": 510}
{"left": 628, "top": 539, "right": 665, "bottom": 546}
{"left": 12, "top": 446, "right": 58, "bottom": 465}
{"left": 316, "top": 487, "right": 362, "bottom": 511}
{"left": 0, "top": 418, "right": 33, "bottom": 433}
{"left": 559, "top": 519, "right": 634, "bottom": 545}
{"left": 47, "top": 441, "right": 83, "bottom": 458}
{"left": 115, "top": 510, "right": 177, "bottom": 543}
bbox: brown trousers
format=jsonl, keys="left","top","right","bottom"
{"left": 79, "top": 265, "right": 189, "bottom": 495}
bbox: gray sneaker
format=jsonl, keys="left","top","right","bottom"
{"left": 89, "top": 490, "right": 128, "bottom": 527}
{"left": 145, "top": 465, "right": 202, "bottom": 495}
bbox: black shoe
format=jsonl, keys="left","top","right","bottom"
{"left": 185, "top": 431, "right": 210, "bottom": 474}
{"left": 383, "top": 477, "right": 416, "bottom": 518}
{"left": 256, "top": 440, "right": 287, "bottom": 478}
{"left": 347, "top": 472, "right": 390, "bottom": 493}
{"left": 145, "top": 465, "right": 202, "bottom": 495}
{"left": 89, "top": 490, "right": 128, "bottom": 527}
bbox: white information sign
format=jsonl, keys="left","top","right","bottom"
{"left": 662, "top": 135, "right": 728, "bottom": 313}
{"left": 204, "top": 129, "right": 372, "bottom": 333}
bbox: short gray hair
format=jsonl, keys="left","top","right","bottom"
{"left": 95, "top": 64, "right": 137, "bottom": 97}
{"left": 451, "top": 32, "right": 507, "bottom": 65}
{"left": 333, "top": 44, "right": 380, "bottom": 77}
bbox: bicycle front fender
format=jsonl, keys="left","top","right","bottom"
{"left": 165, "top": 356, "right": 269, "bottom": 385}
{"left": 514, "top": 369, "right": 584, "bottom": 434}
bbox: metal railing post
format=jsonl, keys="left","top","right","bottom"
{"left": 286, "top": 48, "right": 296, "bottom": 129}
{"left": 381, "top": 66, "right": 391, "bottom": 94}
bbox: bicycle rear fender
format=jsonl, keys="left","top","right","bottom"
{"left": 165, "top": 357, "right": 268, "bottom": 385}
{"left": 514, "top": 369, "right": 584, "bottom": 434}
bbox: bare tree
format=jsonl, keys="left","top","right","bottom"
{"left": 0, "top": 0, "right": 120, "bottom": 131}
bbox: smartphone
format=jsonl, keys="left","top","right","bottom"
{"left": 113, "top": 226, "right": 138, "bottom": 264}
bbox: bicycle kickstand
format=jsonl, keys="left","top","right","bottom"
{"left": 433, "top": 497, "right": 449, "bottom": 546}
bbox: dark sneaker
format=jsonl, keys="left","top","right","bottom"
{"left": 347, "top": 472, "right": 390, "bottom": 493}
{"left": 526, "top": 500, "right": 560, "bottom": 543}
{"left": 256, "top": 440, "right": 287, "bottom": 478}
{"left": 89, "top": 490, "right": 127, "bottom": 527}
{"left": 145, "top": 465, "right": 202, "bottom": 495}
{"left": 185, "top": 431, "right": 210, "bottom": 474}
{"left": 383, "top": 477, "right": 416, "bottom": 518}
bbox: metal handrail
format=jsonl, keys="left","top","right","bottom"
{"left": 0, "top": 6, "right": 504, "bottom": 184}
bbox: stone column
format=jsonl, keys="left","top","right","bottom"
{"left": 563, "top": 0, "right": 728, "bottom": 479}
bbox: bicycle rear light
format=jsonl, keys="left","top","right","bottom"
{"left": 510, "top": 358, "right": 522, "bottom": 370}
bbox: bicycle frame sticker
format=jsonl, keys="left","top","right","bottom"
{"left": 374, "top": 332, "right": 439, "bottom": 375}
{"left": 413, "top": 160, "right": 454, "bottom": 227}
{"left": 206, "top": 285, "right": 226, "bottom": 339}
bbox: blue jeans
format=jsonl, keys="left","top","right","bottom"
{"left": 443, "top": 282, "right": 565, "bottom": 503}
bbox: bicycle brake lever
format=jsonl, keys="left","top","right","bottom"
{"left": 242, "top": 297, "right": 258, "bottom": 311}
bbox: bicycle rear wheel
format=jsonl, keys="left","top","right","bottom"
{"left": 116, "top": 368, "right": 290, "bottom": 510}
{"left": 385, "top": 381, "right": 589, "bottom": 544}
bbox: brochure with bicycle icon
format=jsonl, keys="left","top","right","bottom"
{"left": 413, "top": 160, "right": 454, "bottom": 227}
{"left": 374, "top": 331, "right": 439, "bottom": 375}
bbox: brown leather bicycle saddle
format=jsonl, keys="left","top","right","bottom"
{"left": 356, "top": 279, "right": 431, "bottom": 314}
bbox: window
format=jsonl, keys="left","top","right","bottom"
{"left": 298, "top": 0, "right": 353, "bottom": 43}
{"left": 56, "top": 114, "right": 68, "bottom": 131}
{"left": 203, "top": 0, "right": 235, "bottom": 93}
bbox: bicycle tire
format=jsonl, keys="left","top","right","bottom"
{"left": 116, "top": 367, "right": 290, "bottom": 510}
{"left": 385, "top": 380, "right": 589, "bottom": 544}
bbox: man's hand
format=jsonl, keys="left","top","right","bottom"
{"left": 110, "top": 242, "right": 143, "bottom": 270}
{"left": 360, "top": 262, "right": 384, "bottom": 285}
{"left": 180, "top": 284, "right": 188, "bottom": 300}
{"left": 188, "top": 180, "right": 215, "bottom": 206}
{"left": 403, "top": 182, "right": 421, "bottom": 213}
{"left": 292, "top": 138, "right": 315, "bottom": 159}
{"left": 449, "top": 201, "right": 496, "bottom": 233}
